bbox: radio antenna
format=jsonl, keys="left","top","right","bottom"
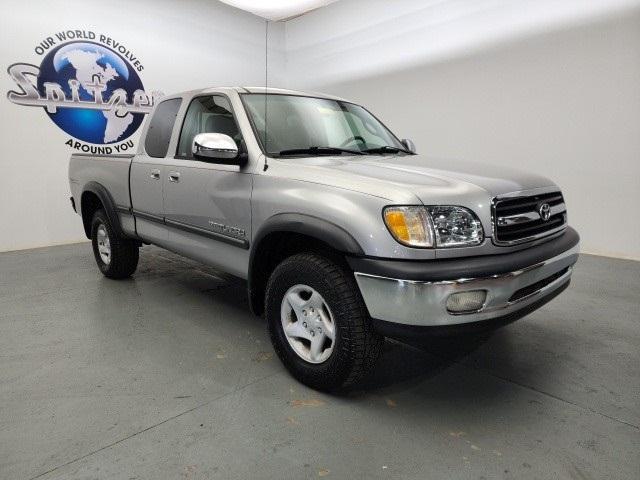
{"left": 263, "top": 20, "right": 269, "bottom": 172}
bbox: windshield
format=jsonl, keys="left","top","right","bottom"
{"left": 241, "top": 94, "right": 407, "bottom": 156}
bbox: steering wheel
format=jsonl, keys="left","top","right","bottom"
{"left": 339, "top": 135, "right": 366, "bottom": 148}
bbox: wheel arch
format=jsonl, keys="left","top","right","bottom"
{"left": 80, "top": 182, "right": 125, "bottom": 239}
{"left": 248, "top": 213, "right": 364, "bottom": 316}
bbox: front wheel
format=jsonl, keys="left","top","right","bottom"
{"left": 265, "top": 253, "right": 383, "bottom": 391}
{"left": 90, "top": 209, "right": 139, "bottom": 279}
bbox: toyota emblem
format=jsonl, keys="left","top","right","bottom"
{"left": 539, "top": 203, "right": 551, "bottom": 221}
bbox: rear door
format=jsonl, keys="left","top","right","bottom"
{"left": 130, "top": 98, "right": 182, "bottom": 245}
{"left": 162, "top": 94, "right": 252, "bottom": 278}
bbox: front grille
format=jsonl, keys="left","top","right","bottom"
{"left": 508, "top": 267, "right": 570, "bottom": 303}
{"left": 493, "top": 191, "right": 567, "bottom": 245}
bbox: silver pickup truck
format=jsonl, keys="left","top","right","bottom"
{"left": 69, "top": 87, "right": 580, "bottom": 391}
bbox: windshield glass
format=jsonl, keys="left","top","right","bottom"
{"left": 241, "top": 94, "right": 406, "bottom": 156}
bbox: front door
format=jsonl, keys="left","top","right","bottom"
{"left": 163, "top": 94, "right": 252, "bottom": 278}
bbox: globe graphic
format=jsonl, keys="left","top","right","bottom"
{"left": 37, "top": 41, "right": 145, "bottom": 144}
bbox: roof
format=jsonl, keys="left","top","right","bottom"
{"left": 164, "top": 86, "right": 350, "bottom": 103}
{"left": 240, "top": 87, "right": 348, "bottom": 102}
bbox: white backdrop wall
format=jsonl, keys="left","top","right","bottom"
{"left": 2, "top": 0, "right": 639, "bottom": 260}
{"left": 0, "top": 0, "right": 281, "bottom": 252}
{"left": 284, "top": 0, "right": 640, "bottom": 260}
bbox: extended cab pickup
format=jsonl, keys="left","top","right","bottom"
{"left": 69, "top": 87, "right": 580, "bottom": 391}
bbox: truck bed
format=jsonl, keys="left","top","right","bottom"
{"left": 68, "top": 153, "right": 135, "bottom": 215}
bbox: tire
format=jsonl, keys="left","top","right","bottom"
{"left": 266, "top": 252, "right": 383, "bottom": 392}
{"left": 90, "top": 209, "right": 139, "bottom": 279}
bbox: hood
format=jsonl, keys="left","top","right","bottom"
{"left": 276, "top": 154, "right": 555, "bottom": 199}
{"left": 273, "top": 154, "right": 557, "bottom": 234}
{"left": 324, "top": 154, "right": 554, "bottom": 197}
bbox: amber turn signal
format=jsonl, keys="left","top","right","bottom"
{"left": 383, "top": 206, "right": 434, "bottom": 248}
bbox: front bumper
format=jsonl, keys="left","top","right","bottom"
{"left": 351, "top": 228, "right": 579, "bottom": 328}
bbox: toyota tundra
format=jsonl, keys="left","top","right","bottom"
{"left": 68, "top": 87, "right": 580, "bottom": 391}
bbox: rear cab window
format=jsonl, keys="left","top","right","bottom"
{"left": 145, "top": 98, "right": 182, "bottom": 158}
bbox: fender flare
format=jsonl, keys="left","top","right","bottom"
{"left": 250, "top": 212, "right": 364, "bottom": 261}
{"left": 80, "top": 182, "right": 126, "bottom": 239}
{"left": 247, "top": 213, "right": 365, "bottom": 314}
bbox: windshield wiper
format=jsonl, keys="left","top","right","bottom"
{"left": 362, "top": 145, "right": 412, "bottom": 155}
{"left": 276, "top": 146, "right": 365, "bottom": 156}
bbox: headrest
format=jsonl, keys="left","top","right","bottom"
{"left": 205, "top": 115, "right": 237, "bottom": 137}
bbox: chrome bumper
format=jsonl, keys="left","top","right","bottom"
{"left": 354, "top": 244, "right": 579, "bottom": 327}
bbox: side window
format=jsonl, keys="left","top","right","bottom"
{"left": 177, "top": 95, "right": 241, "bottom": 158}
{"left": 145, "top": 98, "right": 182, "bottom": 158}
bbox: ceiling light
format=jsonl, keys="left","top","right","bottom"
{"left": 219, "top": 0, "right": 339, "bottom": 21}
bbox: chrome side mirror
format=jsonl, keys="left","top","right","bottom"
{"left": 401, "top": 138, "right": 416, "bottom": 153}
{"left": 192, "top": 133, "right": 240, "bottom": 164}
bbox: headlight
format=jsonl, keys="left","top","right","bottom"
{"left": 427, "top": 206, "right": 484, "bottom": 247}
{"left": 383, "top": 205, "right": 483, "bottom": 248}
{"left": 383, "top": 206, "right": 434, "bottom": 248}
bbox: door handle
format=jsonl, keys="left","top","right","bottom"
{"left": 168, "top": 171, "right": 181, "bottom": 183}
{"left": 150, "top": 169, "right": 160, "bottom": 180}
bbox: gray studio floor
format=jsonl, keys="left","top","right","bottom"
{"left": 1, "top": 243, "right": 638, "bottom": 480}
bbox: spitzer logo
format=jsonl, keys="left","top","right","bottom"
{"left": 7, "top": 31, "right": 162, "bottom": 149}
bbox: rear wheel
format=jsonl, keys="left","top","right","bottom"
{"left": 90, "top": 209, "right": 139, "bottom": 279}
{"left": 266, "top": 253, "right": 383, "bottom": 392}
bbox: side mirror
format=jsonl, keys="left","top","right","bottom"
{"left": 401, "top": 138, "right": 416, "bottom": 154}
{"left": 193, "top": 133, "right": 245, "bottom": 166}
